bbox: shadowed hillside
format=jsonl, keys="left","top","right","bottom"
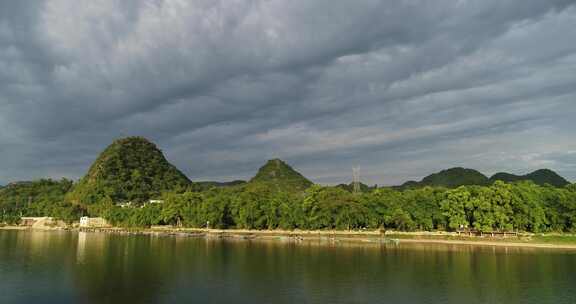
{"left": 398, "top": 167, "right": 489, "bottom": 189}
{"left": 398, "top": 167, "right": 570, "bottom": 189}
{"left": 191, "top": 180, "right": 246, "bottom": 192}
{"left": 489, "top": 169, "right": 569, "bottom": 187}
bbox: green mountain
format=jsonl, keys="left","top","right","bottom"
{"left": 191, "top": 180, "right": 246, "bottom": 191}
{"left": 489, "top": 169, "right": 569, "bottom": 187}
{"left": 67, "top": 137, "right": 191, "bottom": 204}
{"left": 489, "top": 172, "right": 523, "bottom": 183}
{"left": 399, "top": 167, "right": 489, "bottom": 189}
{"left": 247, "top": 159, "right": 313, "bottom": 192}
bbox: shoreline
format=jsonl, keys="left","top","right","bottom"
{"left": 391, "top": 238, "right": 576, "bottom": 250}
{"left": 3, "top": 226, "right": 576, "bottom": 250}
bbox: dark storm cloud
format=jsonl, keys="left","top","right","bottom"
{"left": 0, "top": 0, "right": 575, "bottom": 185}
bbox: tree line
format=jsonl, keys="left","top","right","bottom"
{"left": 2, "top": 179, "right": 576, "bottom": 233}
{"left": 0, "top": 179, "right": 84, "bottom": 224}
{"left": 103, "top": 181, "right": 576, "bottom": 232}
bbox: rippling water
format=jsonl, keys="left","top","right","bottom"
{"left": 1, "top": 230, "right": 575, "bottom": 304}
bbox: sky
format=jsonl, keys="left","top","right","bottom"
{"left": 1, "top": 0, "right": 576, "bottom": 186}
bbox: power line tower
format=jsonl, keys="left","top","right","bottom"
{"left": 352, "top": 166, "right": 361, "bottom": 194}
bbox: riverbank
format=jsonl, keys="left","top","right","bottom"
{"left": 3, "top": 225, "right": 576, "bottom": 249}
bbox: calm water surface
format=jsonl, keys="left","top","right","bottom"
{"left": 0, "top": 230, "right": 575, "bottom": 304}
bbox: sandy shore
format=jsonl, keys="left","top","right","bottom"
{"left": 3, "top": 225, "right": 576, "bottom": 250}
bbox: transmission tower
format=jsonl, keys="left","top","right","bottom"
{"left": 352, "top": 166, "right": 361, "bottom": 194}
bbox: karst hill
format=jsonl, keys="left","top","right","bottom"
{"left": 67, "top": 136, "right": 191, "bottom": 204}
{"left": 247, "top": 159, "right": 313, "bottom": 192}
{"left": 398, "top": 167, "right": 570, "bottom": 189}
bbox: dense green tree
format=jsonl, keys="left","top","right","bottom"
{"left": 0, "top": 179, "right": 82, "bottom": 223}
{"left": 363, "top": 188, "right": 412, "bottom": 230}
{"left": 440, "top": 187, "right": 473, "bottom": 230}
{"left": 276, "top": 191, "right": 303, "bottom": 229}
{"left": 401, "top": 187, "right": 445, "bottom": 230}
{"left": 3, "top": 160, "right": 576, "bottom": 234}
{"left": 199, "top": 188, "right": 235, "bottom": 228}
{"left": 300, "top": 186, "right": 369, "bottom": 230}
{"left": 162, "top": 191, "right": 203, "bottom": 227}
{"left": 509, "top": 181, "right": 548, "bottom": 232}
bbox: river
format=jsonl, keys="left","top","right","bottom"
{"left": 0, "top": 230, "right": 575, "bottom": 303}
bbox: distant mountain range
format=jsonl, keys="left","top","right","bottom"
{"left": 397, "top": 167, "right": 570, "bottom": 189}
{"left": 1, "top": 137, "right": 572, "bottom": 202}
{"left": 3, "top": 138, "right": 316, "bottom": 203}
{"left": 488, "top": 169, "right": 569, "bottom": 187}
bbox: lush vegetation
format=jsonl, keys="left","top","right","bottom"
{"left": 0, "top": 179, "right": 83, "bottom": 224}
{"left": 489, "top": 169, "right": 569, "bottom": 187}
{"left": 1, "top": 137, "right": 575, "bottom": 233}
{"left": 400, "top": 167, "right": 569, "bottom": 189}
{"left": 247, "top": 159, "right": 312, "bottom": 192}
{"left": 191, "top": 180, "right": 246, "bottom": 192}
{"left": 66, "top": 137, "right": 191, "bottom": 205}
{"left": 81, "top": 180, "right": 576, "bottom": 233}
{"left": 399, "top": 167, "right": 490, "bottom": 189}
{"left": 336, "top": 182, "right": 377, "bottom": 193}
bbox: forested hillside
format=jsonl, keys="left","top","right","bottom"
{"left": 1, "top": 137, "right": 575, "bottom": 233}
{"left": 66, "top": 137, "right": 191, "bottom": 204}
{"left": 490, "top": 169, "right": 569, "bottom": 187}
{"left": 247, "top": 159, "right": 313, "bottom": 192}
{"left": 400, "top": 167, "right": 569, "bottom": 189}
{"left": 399, "top": 167, "right": 489, "bottom": 189}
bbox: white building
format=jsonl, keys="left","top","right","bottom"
{"left": 79, "top": 217, "right": 110, "bottom": 228}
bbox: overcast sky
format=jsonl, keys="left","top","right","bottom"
{"left": 1, "top": 0, "right": 576, "bottom": 186}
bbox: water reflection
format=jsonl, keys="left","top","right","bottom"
{"left": 1, "top": 230, "right": 575, "bottom": 304}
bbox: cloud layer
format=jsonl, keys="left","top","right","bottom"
{"left": 1, "top": 0, "right": 575, "bottom": 185}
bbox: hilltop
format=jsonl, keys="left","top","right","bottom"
{"left": 489, "top": 169, "right": 569, "bottom": 187}
{"left": 398, "top": 167, "right": 489, "bottom": 189}
{"left": 397, "top": 167, "right": 570, "bottom": 189}
{"left": 66, "top": 137, "right": 191, "bottom": 204}
{"left": 247, "top": 159, "right": 313, "bottom": 192}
